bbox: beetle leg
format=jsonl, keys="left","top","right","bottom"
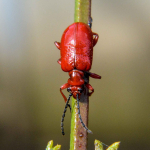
{"left": 89, "top": 72, "right": 101, "bottom": 79}
{"left": 92, "top": 32, "right": 99, "bottom": 47}
{"left": 60, "top": 83, "right": 70, "bottom": 103}
{"left": 57, "top": 58, "right": 61, "bottom": 65}
{"left": 54, "top": 41, "right": 61, "bottom": 50}
{"left": 85, "top": 71, "right": 101, "bottom": 79}
{"left": 86, "top": 83, "right": 94, "bottom": 96}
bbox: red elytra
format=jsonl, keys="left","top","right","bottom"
{"left": 55, "top": 22, "right": 99, "bottom": 72}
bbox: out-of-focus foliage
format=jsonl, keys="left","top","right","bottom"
{"left": 106, "top": 142, "right": 120, "bottom": 150}
{"left": 95, "top": 140, "right": 103, "bottom": 150}
{"left": 46, "top": 140, "right": 61, "bottom": 150}
{"left": 94, "top": 140, "right": 120, "bottom": 150}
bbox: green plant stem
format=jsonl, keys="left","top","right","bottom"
{"left": 74, "top": 0, "right": 91, "bottom": 24}
{"left": 70, "top": 90, "right": 89, "bottom": 150}
{"left": 70, "top": 2, "right": 91, "bottom": 149}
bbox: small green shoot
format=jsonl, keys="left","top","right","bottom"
{"left": 94, "top": 139, "right": 103, "bottom": 150}
{"left": 106, "top": 142, "right": 120, "bottom": 150}
{"left": 46, "top": 140, "right": 61, "bottom": 150}
{"left": 94, "top": 140, "right": 120, "bottom": 150}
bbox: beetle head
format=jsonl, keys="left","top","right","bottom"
{"left": 67, "top": 86, "right": 83, "bottom": 99}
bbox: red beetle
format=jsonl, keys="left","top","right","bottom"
{"left": 55, "top": 22, "right": 99, "bottom": 72}
{"left": 54, "top": 22, "right": 101, "bottom": 135}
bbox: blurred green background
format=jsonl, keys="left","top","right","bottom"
{"left": 0, "top": 0, "right": 150, "bottom": 150}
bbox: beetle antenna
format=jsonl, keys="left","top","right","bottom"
{"left": 61, "top": 93, "right": 72, "bottom": 135}
{"left": 88, "top": 17, "right": 93, "bottom": 28}
{"left": 76, "top": 94, "right": 93, "bottom": 134}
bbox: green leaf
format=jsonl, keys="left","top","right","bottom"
{"left": 53, "top": 145, "right": 61, "bottom": 150}
{"left": 94, "top": 140, "right": 120, "bottom": 150}
{"left": 106, "top": 142, "right": 120, "bottom": 150}
{"left": 46, "top": 140, "right": 61, "bottom": 150}
{"left": 94, "top": 139, "right": 103, "bottom": 150}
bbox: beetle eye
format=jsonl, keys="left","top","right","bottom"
{"left": 67, "top": 88, "right": 71, "bottom": 92}
{"left": 78, "top": 88, "right": 83, "bottom": 93}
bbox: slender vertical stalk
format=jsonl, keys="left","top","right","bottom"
{"left": 70, "top": 89, "right": 90, "bottom": 150}
{"left": 74, "top": 0, "right": 91, "bottom": 24}
{"left": 70, "top": 0, "right": 91, "bottom": 150}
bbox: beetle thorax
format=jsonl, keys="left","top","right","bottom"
{"left": 68, "top": 70, "right": 84, "bottom": 86}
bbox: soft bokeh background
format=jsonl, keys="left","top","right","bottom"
{"left": 0, "top": 0, "right": 150, "bottom": 150}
